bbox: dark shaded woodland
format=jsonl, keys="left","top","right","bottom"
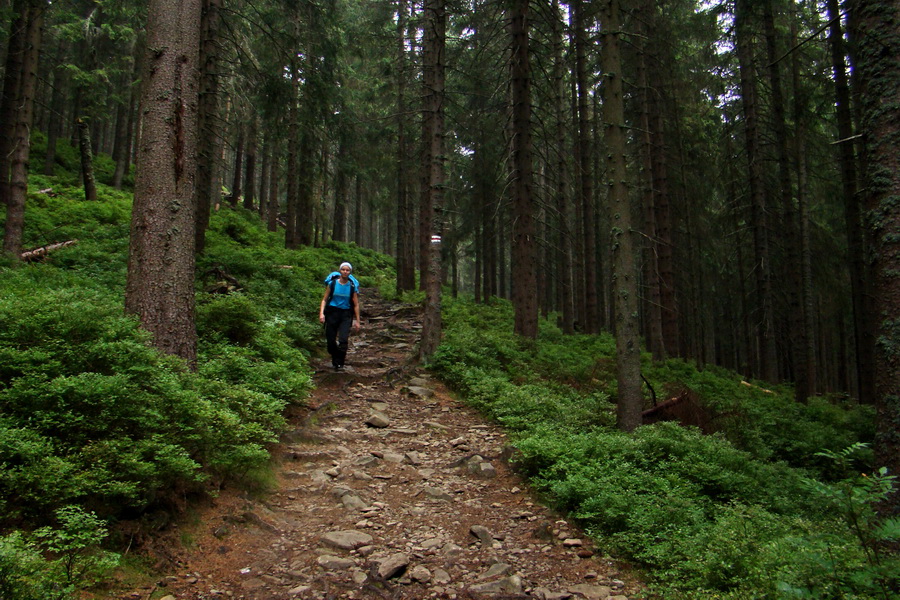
{"left": 2, "top": 0, "right": 899, "bottom": 466}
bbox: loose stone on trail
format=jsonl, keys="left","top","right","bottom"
{"left": 320, "top": 530, "right": 373, "bottom": 550}
{"left": 139, "top": 293, "right": 639, "bottom": 600}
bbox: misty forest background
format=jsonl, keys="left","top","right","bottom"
{"left": 1, "top": 0, "right": 900, "bottom": 598}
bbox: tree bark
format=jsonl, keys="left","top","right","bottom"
{"left": 285, "top": 61, "right": 300, "bottom": 249}
{"left": 395, "top": 0, "right": 416, "bottom": 293}
{"left": 0, "top": 0, "right": 28, "bottom": 223}
{"left": 77, "top": 119, "right": 98, "bottom": 201}
{"left": 333, "top": 137, "right": 349, "bottom": 242}
{"left": 3, "top": 0, "right": 43, "bottom": 259}
{"left": 419, "top": 0, "right": 445, "bottom": 361}
{"left": 125, "top": 0, "right": 202, "bottom": 365}
{"left": 829, "top": 0, "right": 873, "bottom": 403}
{"left": 243, "top": 117, "right": 257, "bottom": 211}
{"left": 228, "top": 126, "right": 244, "bottom": 207}
{"left": 791, "top": 5, "right": 817, "bottom": 399}
{"left": 573, "top": 0, "right": 599, "bottom": 334}
{"left": 852, "top": 0, "right": 900, "bottom": 515}
{"left": 267, "top": 147, "right": 279, "bottom": 232}
{"left": 510, "top": 0, "right": 537, "bottom": 339}
{"left": 763, "top": 0, "right": 802, "bottom": 388}
{"left": 602, "top": 0, "right": 641, "bottom": 432}
{"left": 43, "top": 39, "right": 68, "bottom": 177}
{"left": 735, "top": 0, "right": 777, "bottom": 382}
{"left": 195, "top": 0, "right": 222, "bottom": 254}
{"left": 552, "top": 0, "right": 574, "bottom": 334}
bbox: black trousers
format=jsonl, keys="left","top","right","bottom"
{"left": 324, "top": 307, "right": 353, "bottom": 367}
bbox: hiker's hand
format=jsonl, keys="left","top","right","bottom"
{"left": 319, "top": 313, "right": 325, "bottom": 323}
{"left": 353, "top": 319, "right": 361, "bottom": 332}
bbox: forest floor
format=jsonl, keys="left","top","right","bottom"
{"left": 127, "top": 291, "right": 646, "bottom": 600}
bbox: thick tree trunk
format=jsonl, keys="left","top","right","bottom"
{"left": 573, "top": 0, "right": 598, "bottom": 334}
{"left": 3, "top": 1, "right": 43, "bottom": 259}
{"left": 195, "top": 0, "right": 222, "bottom": 254}
{"left": 419, "top": 0, "right": 445, "bottom": 361}
{"left": 395, "top": 0, "right": 416, "bottom": 293}
{"left": 602, "top": 0, "right": 641, "bottom": 432}
{"left": 125, "top": 0, "right": 202, "bottom": 365}
{"left": 510, "top": 0, "right": 537, "bottom": 339}
{"left": 852, "top": 0, "right": 900, "bottom": 516}
{"left": 0, "top": 0, "right": 28, "bottom": 222}
{"left": 552, "top": 0, "right": 574, "bottom": 334}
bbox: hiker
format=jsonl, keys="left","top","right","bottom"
{"left": 319, "top": 262, "right": 361, "bottom": 370}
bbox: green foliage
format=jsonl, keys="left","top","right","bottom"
{"left": 0, "top": 531, "right": 69, "bottom": 600}
{"left": 0, "top": 506, "right": 117, "bottom": 600}
{"left": 32, "top": 507, "right": 118, "bottom": 587}
{"left": 432, "top": 296, "right": 888, "bottom": 598}
{"left": 0, "top": 180, "right": 374, "bottom": 527}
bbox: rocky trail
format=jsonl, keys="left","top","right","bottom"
{"left": 135, "top": 291, "right": 644, "bottom": 600}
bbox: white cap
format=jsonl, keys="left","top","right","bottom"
{"left": 340, "top": 262, "right": 352, "bottom": 271}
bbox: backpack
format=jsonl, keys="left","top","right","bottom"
{"left": 324, "top": 271, "right": 359, "bottom": 306}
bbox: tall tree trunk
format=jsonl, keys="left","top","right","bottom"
{"left": 258, "top": 138, "right": 269, "bottom": 221}
{"left": 111, "top": 45, "right": 137, "bottom": 190}
{"left": 43, "top": 39, "right": 68, "bottom": 177}
{"left": 3, "top": 0, "right": 43, "bottom": 259}
{"left": 763, "top": 0, "right": 802, "bottom": 388}
{"left": 852, "top": 0, "right": 900, "bottom": 516}
{"left": 228, "top": 126, "right": 244, "bottom": 207}
{"left": 243, "top": 117, "right": 257, "bottom": 211}
{"left": 510, "top": 0, "right": 537, "bottom": 339}
{"left": 77, "top": 119, "right": 98, "bottom": 201}
{"left": 573, "top": 0, "right": 599, "bottom": 334}
{"left": 638, "top": 32, "right": 664, "bottom": 359}
{"left": 829, "top": 0, "right": 873, "bottom": 403}
{"left": 125, "top": 0, "right": 202, "bottom": 365}
{"left": 0, "top": 0, "right": 28, "bottom": 224}
{"left": 3, "top": 0, "right": 47, "bottom": 258}
{"left": 285, "top": 62, "right": 300, "bottom": 249}
{"left": 602, "top": 0, "right": 641, "bottom": 432}
{"left": 552, "top": 0, "right": 574, "bottom": 334}
{"left": 297, "top": 132, "right": 315, "bottom": 246}
{"left": 267, "top": 148, "right": 279, "bottom": 232}
{"left": 735, "top": 0, "right": 777, "bottom": 382}
{"left": 395, "top": 0, "right": 416, "bottom": 293}
{"left": 195, "top": 0, "right": 222, "bottom": 254}
{"left": 792, "top": 5, "right": 817, "bottom": 399}
{"left": 419, "top": 0, "right": 445, "bottom": 361}
{"left": 333, "top": 138, "right": 349, "bottom": 242}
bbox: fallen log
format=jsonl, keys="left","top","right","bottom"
{"left": 20, "top": 240, "right": 78, "bottom": 262}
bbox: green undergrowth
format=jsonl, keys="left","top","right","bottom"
{"left": 0, "top": 173, "right": 395, "bottom": 597}
{"left": 430, "top": 297, "right": 894, "bottom": 599}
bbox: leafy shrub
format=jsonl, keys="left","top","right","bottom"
{"left": 0, "top": 531, "right": 68, "bottom": 600}
{"left": 432, "top": 295, "right": 887, "bottom": 598}
{"left": 0, "top": 278, "right": 295, "bottom": 520}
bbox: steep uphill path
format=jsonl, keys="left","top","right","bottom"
{"left": 137, "top": 289, "right": 644, "bottom": 600}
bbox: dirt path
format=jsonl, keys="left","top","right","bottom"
{"left": 136, "top": 292, "right": 644, "bottom": 600}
